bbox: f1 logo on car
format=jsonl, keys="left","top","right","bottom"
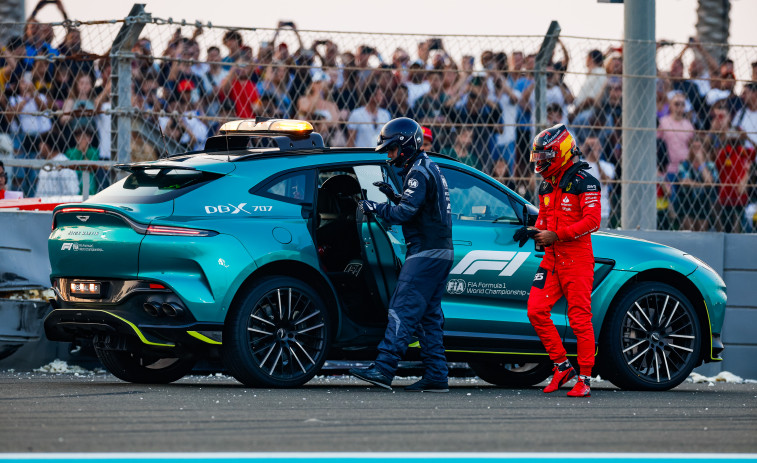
{"left": 450, "top": 251, "right": 530, "bottom": 277}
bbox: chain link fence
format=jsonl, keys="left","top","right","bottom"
{"left": 0, "top": 9, "right": 755, "bottom": 232}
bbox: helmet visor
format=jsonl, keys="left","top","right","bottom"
{"left": 530, "top": 149, "right": 557, "bottom": 162}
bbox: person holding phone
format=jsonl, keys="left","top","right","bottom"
{"left": 514, "top": 124, "right": 601, "bottom": 398}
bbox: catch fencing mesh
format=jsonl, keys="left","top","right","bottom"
{"left": 0, "top": 14, "right": 755, "bottom": 232}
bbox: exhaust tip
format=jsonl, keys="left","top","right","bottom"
{"left": 143, "top": 302, "right": 163, "bottom": 317}
{"left": 161, "top": 303, "right": 184, "bottom": 318}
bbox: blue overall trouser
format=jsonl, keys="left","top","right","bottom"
{"left": 374, "top": 250, "right": 453, "bottom": 382}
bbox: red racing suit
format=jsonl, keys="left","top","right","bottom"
{"left": 527, "top": 161, "right": 601, "bottom": 376}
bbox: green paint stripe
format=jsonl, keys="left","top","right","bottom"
{"left": 187, "top": 331, "right": 222, "bottom": 345}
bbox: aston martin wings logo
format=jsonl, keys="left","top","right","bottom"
{"left": 450, "top": 251, "right": 530, "bottom": 277}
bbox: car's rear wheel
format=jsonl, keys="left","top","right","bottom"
{"left": 600, "top": 282, "right": 701, "bottom": 391}
{"left": 95, "top": 348, "right": 196, "bottom": 384}
{"left": 468, "top": 359, "right": 553, "bottom": 387}
{"left": 223, "top": 276, "right": 331, "bottom": 387}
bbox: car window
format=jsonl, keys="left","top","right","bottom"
{"left": 354, "top": 164, "right": 395, "bottom": 203}
{"left": 440, "top": 167, "right": 519, "bottom": 223}
{"left": 263, "top": 171, "right": 308, "bottom": 203}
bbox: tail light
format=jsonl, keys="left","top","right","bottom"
{"left": 146, "top": 225, "right": 217, "bottom": 237}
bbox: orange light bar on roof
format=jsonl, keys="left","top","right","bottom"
{"left": 219, "top": 118, "right": 313, "bottom": 136}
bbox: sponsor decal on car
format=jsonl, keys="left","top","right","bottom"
{"left": 450, "top": 250, "right": 530, "bottom": 277}
{"left": 60, "top": 242, "right": 103, "bottom": 252}
{"left": 204, "top": 203, "right": 273, "bottom": 214}
{"left": 446, "top": 278, "right": 528, "bottom": 297}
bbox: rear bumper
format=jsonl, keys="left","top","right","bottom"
{"left": 44, "top": 308, "right": 223, "bottom": 349}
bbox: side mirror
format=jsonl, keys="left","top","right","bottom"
{"left": 522, "top": 204, "right": 537, "bottom": 226}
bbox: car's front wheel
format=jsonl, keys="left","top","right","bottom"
{"left": 95, "top": 348, "right": 197, "bottom": 384}
{"left": 223, "top": 276, "right": 331, "bottom": 387}
{"left": 600, "top": 282, "right": 701, "bottom": 391}
{"left": 468, "top": 359, "right": 553, "bottom": 387}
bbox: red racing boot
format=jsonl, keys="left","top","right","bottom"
{"left": 567, "top": 375, "right": 591, "bottom": 397}
{"left": 543, "top": 360, "right": 576, "bottom": 393}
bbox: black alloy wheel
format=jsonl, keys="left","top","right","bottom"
{"left": 94, "top": 348, "right": 197, "bottom": 384}
{"left": 468, "top": 359, "right": 553, "bottom": 388}
{"left": 223, "top": 277, "right": 330, "bottom": 387}
{"left": 600, "top": 282, "right": 701, "bottom": 391}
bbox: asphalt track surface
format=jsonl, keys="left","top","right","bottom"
{"left": 0, "top": 371, "right": 755, "bottom": 454}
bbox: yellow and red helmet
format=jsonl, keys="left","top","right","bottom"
{"left": 530, "top": 124, "right": 576, "bottom": 177}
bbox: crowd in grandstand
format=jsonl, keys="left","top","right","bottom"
{"left": 0, "top": 2, "right": 756, "bottom": 232}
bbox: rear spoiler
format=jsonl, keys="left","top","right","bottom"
{"left": 114, "top": 161, "right": 235, "bottom": 175}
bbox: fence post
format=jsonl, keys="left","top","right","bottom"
{"left": 533, "top": 21, "right": 561, "bottom": 133}
{"left": 110, "top": 4, "right": 150, "bottom": 167}
{"left": 622, "top": 0, "right": 657, "bottom": 230}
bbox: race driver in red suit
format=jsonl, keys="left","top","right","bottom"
{"left": 514, "top": 124, "right": 601, "bottom": 397}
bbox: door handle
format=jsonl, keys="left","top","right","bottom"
{"left": 453, "top": 240, "right": 472, "bottom": 246}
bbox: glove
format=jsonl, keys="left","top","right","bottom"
{"left": 513, "top": 226, "right": 540, "bottom": 248}
{"left": 373, "top": 181, "right": 401, "bottom": 205}
{"left": 358, "top": 200, "right": 378, "bottom": 214}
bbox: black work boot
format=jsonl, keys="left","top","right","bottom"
{"left": 405, "top": 377, "right": 449, "bottom": 392}
{"left": 349, "top": 365, "right": 393, "bottom": 390}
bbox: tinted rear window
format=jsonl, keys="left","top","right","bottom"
{"left": 95, "top": 168, "right": 221, "bottom": 203}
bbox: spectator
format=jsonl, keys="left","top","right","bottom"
{"left": 706, "top": 70, "right": 742, "bottom": 117}
{"left": 1, "top": 37, "right": 26, "bottom": 93}
{"left": 405, "top": 62, "right": 430, "bottom": 108}
{"left": 219, "top": 59, "right": 262, "bottom": 119}
{"left": 513, "top": 53, "right": 535, "bottom": 172}
{"left": 58, "top": 28, "right": 95, "bottom": 78}
{"left": 8, "top": 76, "right": 53, "bottom": 197}
{"left": 258, "top": 60, "right": 293, "bottom": 118}
{"left": 421, "top": 126, "right": 433, "bottom": 152}
{"left": 732, "top": 81, "right": 757, "bottom": 150}
{"left": 205, "top": 46, "right": 229, "bottom": 90}
{"left": 161, "top": 79, "right": 208, "bottom": 151}
{"left": 752, "top": 61, "right": 757, "bottom": 83}
{"left": 332, "top": 52, "right": 362, "bottom": 115}
{"left": 65, "top": 127, "right": 99, "bottom": 197}
{"left": 519, "top": 63, "right": 573, "bottom": 126}
{"left": 162, "top": 116, "right": 195, "bottom": 153}
{"left": 448, "top": 75, "right": 502, "bottom": 171}
{"left": 658, "top": 92, "right": 695, "bottom": 177}
{"left": 414, "top": 70, "right": 451, "bottom": 150}
{"left": 347, "top": 83, "right": 391, "bottom": 148}
{"left": 676, "top": 136, "right": 717, "bottom": 231}
{"left": 0, "top": 160, "right": 23, "bottom": 199}
{"left": 60, "top": 72, "right": 96, "bottom": 132}
{"left": 34, "top": 134, "right": 78, "bottom": 197}
{"left": 491, "top": 66, "right": 521, "bottom": 176}
{"left": 714, "top": 123, "right": 751, "bottom": 233}
{"left": 572, "top": 49, "right": 607, "bottom": 120}
{"left": 355, "top": 45, "right": 377, "bottom": 88}
{"left": 387, "top": 82, "right": 411, "bottom": 119}
{"left": 221, "top": 30, "right": 245, "bottom": 70}
{"left": 440, "top": 127, "right": 482, "bottom": 171}
{"left": 582, "top": 135, "right": 616, "bottom": 228}
{"left": 296, "top": 72, "right": 339, "bottom": 122}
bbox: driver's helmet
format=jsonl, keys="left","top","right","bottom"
{"left": 530, "top": 123, "right": 577, "bottom": 177}
{"left": 376, "top": 117, "right": 424, "bottom": 167}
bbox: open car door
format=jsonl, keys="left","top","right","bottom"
{"left": 353, "top": 165, "right": 406, "bottom": 308}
